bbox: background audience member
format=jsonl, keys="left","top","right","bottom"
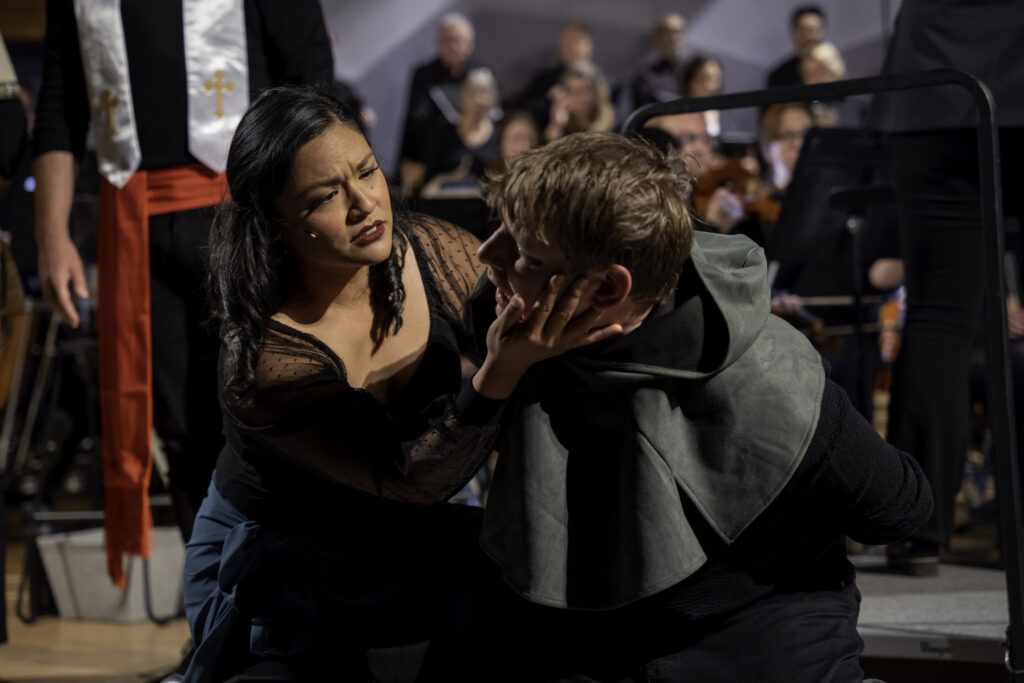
{"left": 766, "top": 5, "right": 827, "bottom": 88}
{"left": 760, "top": 101, "right": 814, "bottom": 194}
{"left": 799, "top": 41, "right": 845, "bottom": 86}
{"left": 630, "top": 13, "right": 687, "bottom": 110}
{"left": 647, "top": 112, "right": 714, "bottom": 180}
{"left": 419, "top": 67, "right": 500, "bottom": 198}
{"left": 399, "top": 13, "right": 487, "bottom": 197}
{"left": 490, "top": 110, "right": 540, "bottom": 175}
{"left": 681, "top": 55, "right": 725, "bottom": 137}
{"left": 510, "top": 22, "right": 593, "bottom": 132}
{"left": 543, "top": 61, "right": 616, "bottom": 142}
{"left": 646, "top": 111, "right": 755, "bottom": 240}
{"left": 799, "top": 41, "right": 864, "bottom": 128}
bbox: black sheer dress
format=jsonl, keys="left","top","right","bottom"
{"left": 183, "top": 215, "right": 502, "bottom": 683}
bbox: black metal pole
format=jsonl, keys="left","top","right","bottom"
{"left": 623, "top": 69, "right": 1024, "bottom": 676}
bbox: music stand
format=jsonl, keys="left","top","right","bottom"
{"left": 769, "top": 127, "right": 895, "bottom": 417}
{"left": 768, "top": 126, "right": 890, "bottom": 266}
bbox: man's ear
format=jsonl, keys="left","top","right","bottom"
{"left": 591, "top": 264, "right": 633, "bottom": 310}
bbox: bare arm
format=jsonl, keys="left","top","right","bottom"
{"left": 34, "top": 150, "right": 88, "bottom": 327}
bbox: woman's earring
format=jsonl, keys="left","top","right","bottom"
{"left": 305, "top": 230, "right": 318, "bottom": 239}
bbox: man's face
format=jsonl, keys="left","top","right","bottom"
{"left": 559, "top": 27, "right": 593, "bottom": 65}
{"left": 791, "top": 13, "right": 825, "bottom": 54}
{"left": 438, "top": 24, "right": 473, "bottom": 72}
{"left": 655, "top": 113, "right": 713, "bottom": 179}
{"left": 477, "top": 221, "right": 587, "bottom": 317}
{"left": 653, "top": 14, "right": 686, "bottom": 62}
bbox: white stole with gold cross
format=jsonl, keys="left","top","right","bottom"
{"left": 74, "top": 0, "right": 141, "bottom": 188}
{"left": 182, "top": 0, "right": 248, "bottom": 173}
{"left": 73, "top": 0, "right": 248, "bottom": 187}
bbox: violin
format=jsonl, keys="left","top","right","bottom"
{"left": 693, "top": 160, "right": 782, "bottom": 228}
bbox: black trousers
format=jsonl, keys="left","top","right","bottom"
{"left": 148, "top": 205, "right": 223, "bottom": 541}
{"left": 887, "top": 128, "right": 1024, "bottom": 548}
{"left": 476, "top": 583, "right": 865, "bottom": 683}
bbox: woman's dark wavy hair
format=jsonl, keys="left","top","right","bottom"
{"left": 208, "top": 84, "right": 407, "bottom": 403}
{"left": 680, "top": 55, "right": 722, "bottom": 98}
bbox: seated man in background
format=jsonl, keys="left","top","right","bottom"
{"left": 646, "top": 111, "right": 713, "bottom": 177}
{"left": 471, "top": 131, "right": 932, "bottom": 682}
{"left": 630, "top": 13, "right": 687, "bottom": 109}
{"left": 766, "top": 5, "right": 827, "bottom": 88}
{"left": 645, "top": 112, "right": 758, "bottom": 239}
{"left": 419, "top": 67, "right": 500, "bottom": 198}
{"left": 399, "top": 12, "right": 488, "bottom": 197}
{"left": 509, "top": 22, "right": 594, "bottom": 132}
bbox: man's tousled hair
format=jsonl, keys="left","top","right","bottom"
{"left": 484, "top": 131, "right": 694, "bottom": 304}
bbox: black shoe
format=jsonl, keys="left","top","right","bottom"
{"left": 886, "top": 539, "right": 940, "bottom": 577}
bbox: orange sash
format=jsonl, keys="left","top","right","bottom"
{"left": 98, "top": 164, "right": 227, "bottom": 587}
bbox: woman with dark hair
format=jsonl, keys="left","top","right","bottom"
{"left": 680, "top": 55, "right": 724, "bottom": 137}
{"left": 182, "top": 85, "right": 618, "bottom": 682}
{"left": 490, "top": 110, "right": 540, "bottom": 175}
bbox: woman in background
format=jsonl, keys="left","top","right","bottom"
{"left": 543, "top": 60, "right": 616, "bottom": 142}
{"left": 420, "top": 67, "right": 500, "bottom": 197}
{"left": 490, "top": 110, "right": 540, "bottom": 175}
{"left": 681, "top": 55, "right": 724, "bottom": 137}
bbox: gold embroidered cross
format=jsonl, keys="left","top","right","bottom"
{"left": 204, "top": 71, "right": 234, "bottom": 118}
{"left": 97, "top": 89, "right": 120, "bottom": 137}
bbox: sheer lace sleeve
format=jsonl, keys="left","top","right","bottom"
{"left": 222, "top": 306, "right": 500, "bottom": 506}
{"left": 402, "top": 212, "right": 487, "bottom": 355}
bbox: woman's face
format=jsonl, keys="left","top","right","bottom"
{"left": 690, "top": 61, "right": 723, "bottom": 98}
{"left": 462, "top": 80, "right": 496, "bottom": 118}
{"left": 775, "top": 107, "right": 813, "bottom": 173}
{"left": 565, "top": 75, "right": 596, "bottom": 119}
{"left": 274, "top": 122, "right": 393, "bottom": 270}
{"left": 499, "top": 119, "right": 538, "bottom": 161}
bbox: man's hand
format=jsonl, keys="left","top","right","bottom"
{"left": 33, "top": 151, "right": 86, "bottom": 327}
{"left": 38, "top": 236, "right": 88, "bottom": 328}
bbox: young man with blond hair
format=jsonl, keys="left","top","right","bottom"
{"left": 471, "top": 131, "right": 931, "bottom": 681}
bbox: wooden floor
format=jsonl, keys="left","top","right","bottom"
{"left": 0, "top": 542, "right": 190, "bottom": 683}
